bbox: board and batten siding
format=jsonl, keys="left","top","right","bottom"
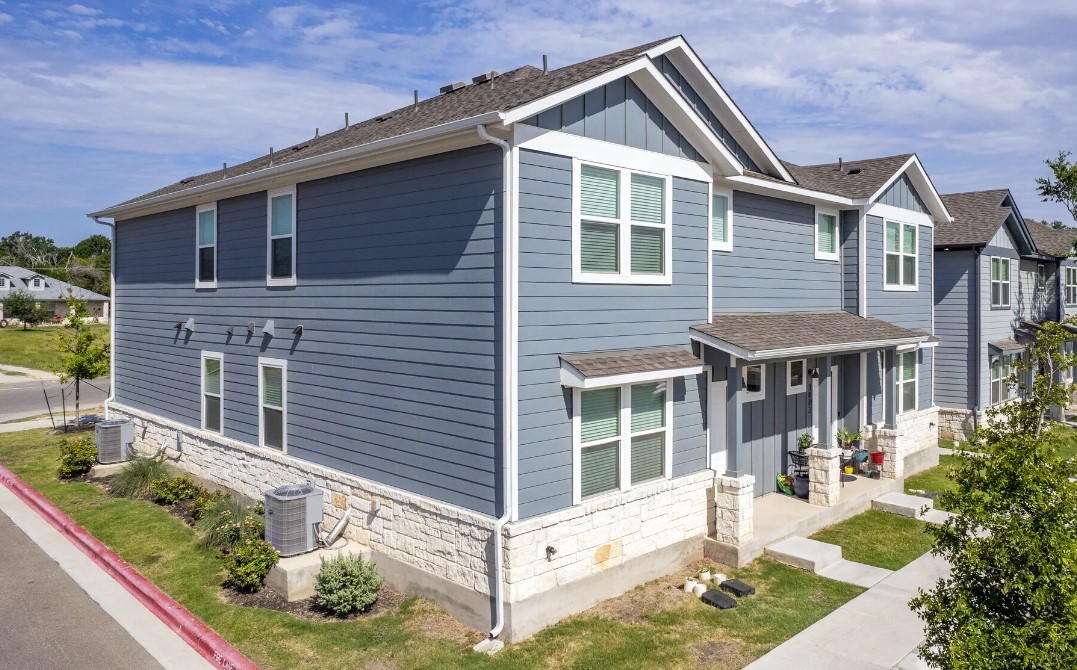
{"left": 114, "top": 145, "right": 504, "bottom": 515}
{"left": 739, "top": 359, "right": 813, "bottom": 496}
{"left": 841, "top": 210, "right": 860, "bottom": 315}
{"left": 515, "top": 148, "right": 710, "bottom": 519}
{"left": 520, "top": 76, "right": 703, "bottom": 162}
{"left": 879, "top": 173, "right": 927, "bottom": 213}
{"left": 978, "top": 225, "right": 1019, "bottom": 409}
{"left": 933, "top": 250, "right": 976, "bottom": 409}
{"left": 712, "top": 191, "right": 842, "bottom": 313}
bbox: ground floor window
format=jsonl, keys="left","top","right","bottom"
{"left": 201, "top": 352, "right": 223, "bottom": 433}
{"left": 990, "top": 354, "right": 1014, "bottom": 405}
{"left": 898, "top": 351, "right": 917, "bottom": 414}
{"left": 742, "top": 364, "right": 765, "bottom": 402}
{"left": 575, "top": 380, "right": 672, "bottom": 502}
{"left": 259, "top": 358, "right": 287, "bottom": 451}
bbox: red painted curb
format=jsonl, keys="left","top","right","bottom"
{"left": 0, "top": 463, "right": 259, "bottom": 670}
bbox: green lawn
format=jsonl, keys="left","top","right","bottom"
{"left": 0, "top": 428, "right": 863, "bottom": 670}
{"left": 810, "top": 510, "right": 933, "bottom": 571}
{"left": 904, "top": 455, "right": 959, "bottom": 511}
{"left": 0, "top": 324, "right": 109, "bottom": 372}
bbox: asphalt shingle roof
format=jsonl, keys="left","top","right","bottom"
{"left": 1025, "top": 218, "right": 1077, "bottom": 258}
{"left": 0, "top": 266, "right": 108, "bottom": 302}
{"left": 560, "top": 345, "right": 703, "bottom": 378}
{"left": 691, "top": 311, "right": 932, "bottom": 358}
{"left": 935, "top": 190, "right": 1011, "bottom": 248}
{"left": 781, "top": 154, "right": 914, "bottom": 199}
{"left": 112, "top": 37, "right": 676, "bottom": 209}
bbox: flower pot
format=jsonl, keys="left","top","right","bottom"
{"left": 713, "top": 573, "right": 727, "bottom": 586}
{"left": 842, "top": 448, "right": 854, "bottom": 460}
{"left": 684, "top": 577, "right": 698, "bottom": 593}
{"left": 698, "top": 569, "right": 712, "bottom": 582}
{"left": 792, "top": 473, "right": 810, "bottom": 499}
{"left": 692, "top": 583, "right": 707, "bottom": 597}
{"left": 844, "top": 466, "right": 854, "bottom": 475}
{"left": 870, "top": 451, "right": 885, "bottom": 465}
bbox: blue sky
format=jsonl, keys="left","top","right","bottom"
{"left": 1, "top": 0, "right": 1074, "bottom": 245}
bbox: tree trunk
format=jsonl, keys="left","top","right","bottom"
{"left": 74, "top": 378, "right": 80, "bottom": 428}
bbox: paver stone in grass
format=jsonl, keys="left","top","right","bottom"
{"left": 701, "top": 590, "right": 737, "bottom": 609}
{"left": 720, "top": 579, "right": 756, "bottom": 597}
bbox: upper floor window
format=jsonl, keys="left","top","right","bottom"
{"left": 196, "top": 203, "right": 217, "bottom": 288}
{"left": 898, "top": 351, "right": 917, "bottom": 414}
{"left": 30, "top": 276, "right": 43, "bottom": 290}
{"left": 990, "top": 354, "right": 1013, "bottom": 405}
{"left": 884, "top": 221, "right": 917, "bottom": 289}
{"left": 0, "top": 276, "right": 6, "bottom": 289}
{"left": 712, "top": 191, "right": 732, "bottom": 252}
{"left": 1066, "top": 267, "right": 1077, "bottom": 306}
{"left": 267, "top": 186, "right": 296, "bottom": 286}
{"left": 574, "top": 161, "right": 671, "bottom": 284}
{"left": 991, "top": 258, "right": 1011, "bottom": 307}
{"left": 815, "top": 211, "right": 839, "bottom": 261}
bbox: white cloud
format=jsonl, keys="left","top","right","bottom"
{"left": 199, "top": 18, "right": 228, "bottom": 35}
{"left": 0, "top": 12, "right": 12, "bottom": 24}
{"left": 66, "top": 3, "right": 100, "bottom": 16}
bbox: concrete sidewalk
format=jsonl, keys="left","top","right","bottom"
{"left": 0, "top": 485, "right": 215, "bottom": 670}
{"left": 744, "top": 551, "right": 950, "bottom": 670}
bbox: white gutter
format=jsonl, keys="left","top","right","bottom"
{"left": 91, "top": 216, "right": 116, "bottom": 416}
{"left": 476, "top": 123, "right": 514, "bottom": 642}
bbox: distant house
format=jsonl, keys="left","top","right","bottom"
{"left": 0, "top": 265, "right": 109, "bottom": 323}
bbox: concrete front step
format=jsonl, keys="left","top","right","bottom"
{"left": 872, "top": 492, "right": 933, "bottom": 519}
{"left": 816, "top": 558, "right": 892, "bottom": 588}
{"left": 765, "top": 536, "right": 842, "bottom": 572}
{"left": 922, "top": 509, "right": 957, "bottom": 525}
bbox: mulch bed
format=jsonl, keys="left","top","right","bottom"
{"left": 219, "top": 583, "right": 407, "bottom": 622}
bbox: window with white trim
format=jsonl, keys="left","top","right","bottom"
{"left": 0, "top": 276, "right": 6, "bottom": 289}
{"left": 815, "top": 212, "right": 838, "bottom": 261}
{"left": 991, "top": 258, "right": 1011, "bottom": 307}
{"left": 267, "top": 186, "right": 296, "bottom": 286}
{"left": 30, "top": 276, "right": 43, "bottom": 290}
{"left": 898, "top": 351, "right": 917, "bottom": 413}
{"left": 1037, "top": 263, "right": 1046, "bottom": 291}
{"left": 990, "top": 354, "right": 1013, "bottom": 405}
{"left": 201, "top": 352, "right": 223, "bottom": 433}
{"left": 575, "top": 381, "right": 672, "bottom": 502}
{"left": 884, "top": 221, "right": 917, "bottom": 288}
{"left": 574, "top": 161, "right": 671, "bottom": 283}
{"left": 711, "top": 191, "right": 732, "bottom": 251}
{"left": 743, "top": 364, "right": 765, "bottom": 402}
{"left": 787, "top": 360, "right": 806, "bottom": 394}
{"left": 196, "top": 203, "right": 217, "bottom": 288}
{"left": 259, "top": 358, "right": 287, "bottom": 450}
{"left": 1066, "top": 267, "right": 1077, "bottom": 307}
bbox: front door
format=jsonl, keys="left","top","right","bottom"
{"left": 709, "top": 378, "right": 728, "bottom": 474}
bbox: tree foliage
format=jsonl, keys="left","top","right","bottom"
{"left": 56, "top": 293, "right": 110, "bottom": 423}
{"left": 3, "top": 288, "right": 50, "bottom": 328}
{"left": 0, "top": 231, "right": 61, "bottom": 269}
{"left": 0, "top": 231, "right": 111, "bottom": 296}
{"left": 912, "top": 319, "right": 1077, "bottom": 669}
{"left": 1036, "top": 150, "right": 1077, "bottom": 223}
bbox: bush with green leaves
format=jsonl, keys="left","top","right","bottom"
{"left": 150, "top": 476, "right": 200, "bottom": 505}
{"left": 196, "top": 496, "right": 264, "bottom": 552}
{"left": 225, "top": 537, "right": 280, "bottom": 592}
{"left": 57, "top": 435, "right": 97, "bottom": 479}
{"left": 189, "top": 488, "right": 228, "bottom": 521}
{"left": 108, "top": 457, "right": 169, "bottom": 498}
{"left": 313, "top": 553, "right": 383, "bottom": 616}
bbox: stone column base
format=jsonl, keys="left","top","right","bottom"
{"left": 806, "top": 447, "right": 840, "bottom": 506}
{"left": 714, "top": 474, "right": 754, "bottom": 546}
{"left": 874, "top": 428, "right": 901, "bottom": 479}
{"left": 938, "top": 408, "right": 975, "bottom": 442}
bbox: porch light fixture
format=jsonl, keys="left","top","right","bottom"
{"left": 809, "top": 368, "right": 820, "bottom": 378}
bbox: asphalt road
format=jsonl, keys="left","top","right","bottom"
{"left": 0, "top": 510, "right": 164, "bottom": 670}
{"left": 0, "top": 377, "right": 109, "bottom": 422}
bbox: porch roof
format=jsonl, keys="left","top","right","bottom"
{"left": 559, "top": 345, "right": 704, "bottom": 388}
{"left": 689, "top": 311, "right": 934, "bottom": 361}
{"left": 989, "top": 339, "right": 1026, "bottom": 353}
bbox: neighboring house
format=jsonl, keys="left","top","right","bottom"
{"left": 89, "top": 36, "right": 944, "bottom": 641}
{"left": 0, "top": 265, "right": 109, "bottom": 323}
{"left": 1025, "top": 219, "right": 1077, "bottom": 390}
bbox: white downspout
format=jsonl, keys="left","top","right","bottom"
{"left": 91, "top": 216, "right": 116, "bottom": 417}
{"left": 476, "top": 123, "right": 515, "bottom": 642}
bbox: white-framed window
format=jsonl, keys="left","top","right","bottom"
{"left": 1066, "top": 267, "right": 1077, "bottom": 307}
{"left": 30, "top": 276, "right": 43, "bottom": 290}
{"left": 1037, "top": 263, "right": 1046, "bottom": 290}
{"left": 884, "top": 220, "right": 918, "bottom": 289}
{"left": 572, "top": 380, "right": 673, "bottom": 503}
{"left": 201, "top": 351, "right": 223, "bottom": 433}
{"left": 196, "top": 202, "right": 217, "bottom": 288}
{"left": 990, "top": 354, "right": 1014, "bottom": 405}
{"left": 572, "top": 160, "right": 672, "bottom": 284}
{"left": 267, "top": 186, "right": 296, "bottom": 286}
{"left": 991, "top": 257, "right": 1011, "bottom": 307}
{"left": 258, "top": 357, "right": 287, "bottom": 451}
{"left": 815, "top": 210, "right": 839, "bottom": 261}
{"left": 898, "top": 351, "right": 917, "bottom": 414}
{"left": 711, "top": 188, "right": 733, "bottom": 252}
{"left": 787, "top": 359, "right": 806, "bottom": 394}
{"left": 0, "top": 276, "right": 6, "bottom": 289}
{"left": 743, "top": 364, "right": 765, "bottom": 402}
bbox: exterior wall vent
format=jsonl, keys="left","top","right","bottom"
{"left": 264, "top": 482, "right": 324, "bottom": 556}
{"left": 439, "top": 81, "right": 466, "bottom": 94}
{"left": 95, "top": 419, "right": 134, "bottom": 464}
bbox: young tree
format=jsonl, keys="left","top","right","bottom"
{"left": 3, "top": 289, "right": 49, "bottom": 329}
{"left": 1037, "top": 151, "right": 1077, "bottom": 223}
{"left": 911, "top": 319, "right": 1077, "bottom": 669}
{"left": 56, "top": 293, "right": 109, "bottom": 427}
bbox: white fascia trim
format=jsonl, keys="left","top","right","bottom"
{"left": 865, "top": 203, "right": 935, "bottom": 228}
{"left": 90, "top": 111, "right": 505, "bottom": 220}
{"left": 815, "top": 207, "right": 840, "bottom": 262}
{"left": 194, "top": 202, "right": 217, "bottom": 289}
{"left": 559, "top": 361, "right": 704, "bottom": 389}
{"left": 919, "top": 339, "right": 940, "bottom": 349}
{"left": 646, "top": 37, "right": 794, "bottom": 182}
{"left": 723, "top": 174, "right": 853, "bottom": 207}
{"left": 689, "top": 330, "right": 930, "bottom": 361}
{"left": 862, "top": 155, "right": 952, "bottom": 224}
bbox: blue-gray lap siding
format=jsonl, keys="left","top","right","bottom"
{"left": 113, "top": 145, "right": 504, "bottom": 515}
{"left": 712, "top": 192, "right": 843, "bottom": 313}
{"left": 516, "top": 149, "right": 710, "bottom": 519}
{"left": 520, "top": 76, "right": 703, "bottom": 162}
{"left": 978, "top": 226, "right": 1020, "bottom": 408}
{"left": 841, "top": 210, "right": 860, "bottom": 315}
{"left": 934, "top": 251, "right": 976, "bottom": 409}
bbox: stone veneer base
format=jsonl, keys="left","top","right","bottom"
{"left": 938, "top": 408, "right": 976, "bottom": 442}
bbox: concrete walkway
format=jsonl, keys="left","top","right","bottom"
{"left": 745, "top": 550, "right": 949, "bottom": 670}
{"left": 0, "top": 363, "right": 59, "bottom": 383}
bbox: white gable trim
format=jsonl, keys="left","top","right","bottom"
{"left": 858, "top": 155, "right": 952, "bottom": 224}
{"left": 721, "top": 174, "right": 853, "bottom": 207}
{"left": 865, "top": 203, "right": 935, "bottom": 228}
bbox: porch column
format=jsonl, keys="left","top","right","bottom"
{"left": 877, "top": 348, "right": 902, "bottom": 478}
{"left": 725, "top": 362, "right": 745, "bottom": 477}
{"left": 806, "top": 446, "right": 840, "bottom": 507}
{"left": 817, "top": 356, "right": 832, "bottom": 447}
{"left": 884, "top": 349, "right": 897, "bottom": 429}
{"left": 714, "top": 473, "right": 754, "bottom": 547}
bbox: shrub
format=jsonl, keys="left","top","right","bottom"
{"left": 58, "top": 435, "right": 97, "bottom": 479}
{"left": 313, "top": 553, "right": 383, "bottom": 616}
{"left": 190, "top": 488, "right": 228, "bottom": 521}
{"left": 150, "top": 476, "right": 200, "bottom": 505}
{"left": 108, "top": 457, "right": 169, "bottom": 498}
{"left": 225, "top": 537, "right": 279, "bottom": 592}
{"left": 196, "top": 496, "right": 264, "bottom": 552}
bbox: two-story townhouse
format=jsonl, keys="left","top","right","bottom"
{"left": 89, "top": 36, "right": 945, "bottom": 642}
{"left": 1026, "top": 219, "right": 1077, "bottom": 392}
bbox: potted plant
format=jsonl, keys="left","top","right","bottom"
{"left": 792, "top": 434, "right": 813, "bottom": 499}
{"left": 698, "top": 567, "right": 712, "bottom": 582}
{"left": 837, "top": 427, "right": 862, "bottom": 457}
{"left": 796, "top": 433, "right": 814, "bottom": 451}
{"left": 684, "top": 576, "right": 698, "bottom": 593}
